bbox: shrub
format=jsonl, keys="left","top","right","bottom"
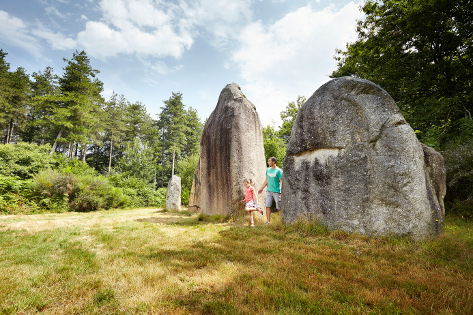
{"left": 55, "top": 156, "right": 97, "bottom": 177}
{"left": 108, "top": 173, "right": 166, "bottom": 208}
{"left": 0, "top": 142, "right": 56, "bottom": 179}
{"left": 0, "top": 174, "right": 33, "bottom": 194}
{"left": 176, "top": 153, "right": 199, "bottom": 206}
{"left": 32, "top": 170, "right": 129, "bottom": 212}
{"left": 0, "top": 174, "right": 41, "bottom": 214}
{"left": 32, "top": 169, "right": 75, "bottom": 210}
{"left": 69, "top": 175, "right": 113, "bottom": 212}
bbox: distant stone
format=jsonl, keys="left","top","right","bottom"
{"left": 196, "top": 83, "right": 266, "bottom": 216}
{"left": 166, "top": 175, "right": 181, "bottom": 211}
{"left": 281, "top": 77, "right": 446, "bottom": 240}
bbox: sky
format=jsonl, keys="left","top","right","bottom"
{"left": 0, "top": 0, "right": 364, "bottom": 127}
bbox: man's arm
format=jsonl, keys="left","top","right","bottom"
{"left": 258, "top": 178, "right": 267, "bottom": 194}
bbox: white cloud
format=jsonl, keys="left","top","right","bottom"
{"left": 182, "top": 0, "right": 253, "bottom": 47}
{"left": 231, "top": 1, "right": 364, "bottom": 126}
{"left": 31, "top": 26, "right": 76, "bottom": 50}
{"left": 45, "top": 6, "right": 67, "bottom": 19}
{"left": 148, "top": 60, "right": 184, "bottom": 75}
{"left": 75, "top": 0, "right": 193, "bottom": 60}
{"left": 0, "top": 10, "right": 43, "bottom": 57}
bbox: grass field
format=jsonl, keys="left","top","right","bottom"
{"left": 0, "top": 208, "right": 472, "bottom": 314}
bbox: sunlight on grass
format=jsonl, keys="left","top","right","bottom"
{"left": 1, "top": 208, "right": 472, "bottom": 314}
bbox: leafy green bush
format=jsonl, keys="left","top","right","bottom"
{"left": 0, "top": 142, "right": 56, "bottom": 179}
{"left": 0, "top": 143, "right": 166, "bottom": 213}
{"left": 32, "top": 169, "right": 75, "bottom": 210}
{"left": 54, "top": 156, "right": 97, "bottom": 176}
{"left": 0, "top": 174, "right": 40, "bottom": 214}
{"left": 69, "top": 175, "right": 114, "bottom": 212}
{"left": 107, "top": 173, "right": 166, "bottom": 208}
{"left": 443, "top": 141, "right": 473, "bottom": 219}
{"left": 176, "top": 153, "right": 199, "bottom": 205}
{"left": 0, "top": 174, "right": 33, "bottom": 194}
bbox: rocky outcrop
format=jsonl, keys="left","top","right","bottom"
{"left": 281, "top": 77, "right": 446, "bottom": 240}
{"left": 197, "top": 83, "right": 266, "bottom": 216}
{"left": 166, "top": 175, "right": 181, "bottom": 211}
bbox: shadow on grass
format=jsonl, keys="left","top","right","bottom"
{"left": 135, "top": 211, "right": 238, "bottom": 227}
{"left": 132, "top": 214, "right": 473, "bottom": 314}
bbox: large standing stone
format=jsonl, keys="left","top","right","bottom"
{"left": 166, "top": 175, "right": 181, "bottom": 211}
{"left": 281, "top": 77, "right": 446, "bottom": 240}
{"left": 197, "top": 83, "right": 266, "bottom": 216}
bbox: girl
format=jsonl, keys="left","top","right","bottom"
{"left": 241, "top": 178, "right": 263, "bottom": 226}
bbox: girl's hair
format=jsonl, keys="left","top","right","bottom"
{"left": 243, "top": 178, "right": 253, "bottom": 185}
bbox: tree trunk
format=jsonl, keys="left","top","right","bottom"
{"left": 5, "top": 119, "right": 13, "bottom": 144}
{"left": 93, "top": 144, "right": 97, "bottom": 169}
{"left": 8, "top": 119, "right": 14, "bottom": 144}
{"left": 50, "top": 129, "right": 63, "bottom": 155}
{"left": 172, "top": 150, "right": 175, "bottom": 176}
{"left": 66, "top": 142, "right": 72, "bottom": 158}
{"left": 40, "top": 127, "right": 45, "bottom": 145}
{"left": 81, "top": 148, "right": 86, "bottom": 162}
{"left": 108, "top": 135, "right": 113, "bottom": 175}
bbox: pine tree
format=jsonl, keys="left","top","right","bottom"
{"left": 50, "top": 50, "right": 104, "bottom": 158}
{"left": 103, "top": 93, "right": 128, "bottom": 174}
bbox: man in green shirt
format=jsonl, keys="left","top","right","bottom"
{"left": 258, "top": 156, "right": 283, "bottom": 224}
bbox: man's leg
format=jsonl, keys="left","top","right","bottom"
{"left": 274, "top": 192, "right": 281, "bottom": 216}
{"left": 264, "top": 191, "right": 272, "bottom": 223}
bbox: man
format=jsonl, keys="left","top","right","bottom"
{"left": 258, "top": 156, "right": 283, "bottom": 224}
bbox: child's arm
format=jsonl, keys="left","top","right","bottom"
{"left": 252, "top": 186, "right": 258, "bottom": 203}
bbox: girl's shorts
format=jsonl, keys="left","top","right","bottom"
{"left": 245, "top": 200, "right": 256, "bottom": 209}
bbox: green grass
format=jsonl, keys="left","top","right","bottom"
{"left": 0, "top": 209, "right": 472, "bottom": 314}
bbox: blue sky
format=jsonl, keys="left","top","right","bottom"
{"left": 0, "top": 0, "right": 364, "bottom": 127}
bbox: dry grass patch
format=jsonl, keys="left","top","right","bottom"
{"left": 0, "top": 209, "right": 472, "bottom": 314}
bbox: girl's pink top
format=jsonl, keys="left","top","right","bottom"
{"left": 245, "top": 186, "right": 254, "bottom": 202}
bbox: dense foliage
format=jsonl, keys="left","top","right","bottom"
{"left": 0, "top": 143, "right": 166, "bottom": 214}
{"left": 332, "top": 0, "right": 473, "bottom": 150}
{"left": 0, "top": 49, "right": 202, "bottom": 212}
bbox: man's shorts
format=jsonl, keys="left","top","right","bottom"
{"left": 265, "top": 191, "right": 281, "bottom": 209}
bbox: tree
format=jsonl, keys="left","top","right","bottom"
{"left": 103, "top": 93, "right": 128, "bottom": 174}
{"left": 114, "top": 138, "right": 156, "bottom": 185}
{"left": 332, "top": 0, "right": 473, "bottom": 150}
{"left": 176, "top": 153, "right": 200, "bottom": 205}
{"left": 123, "top": 101, "right": 154, "bottom": 144}
{"left": 2, "top": 67, "right": 30, "bottom": 144}
{"left": 262, "top": 125, "right": 287, "bottom": 169}
{"left": 21, "top": 67, "right": 60, "bottom": 144}
{"left": 182, "top": 107, "right": 203, "bottom": 158}
{"left": 51, "top": 50, "right": 104, "bottom": 159}
{"left": 0, "top": 50, "right": 11, "bottom": 139}
{"left": 279, "top": 96, "right": 305, "bottom": 143}
{"left": 157, "top": 92, "right": 189, "bottom": 186}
